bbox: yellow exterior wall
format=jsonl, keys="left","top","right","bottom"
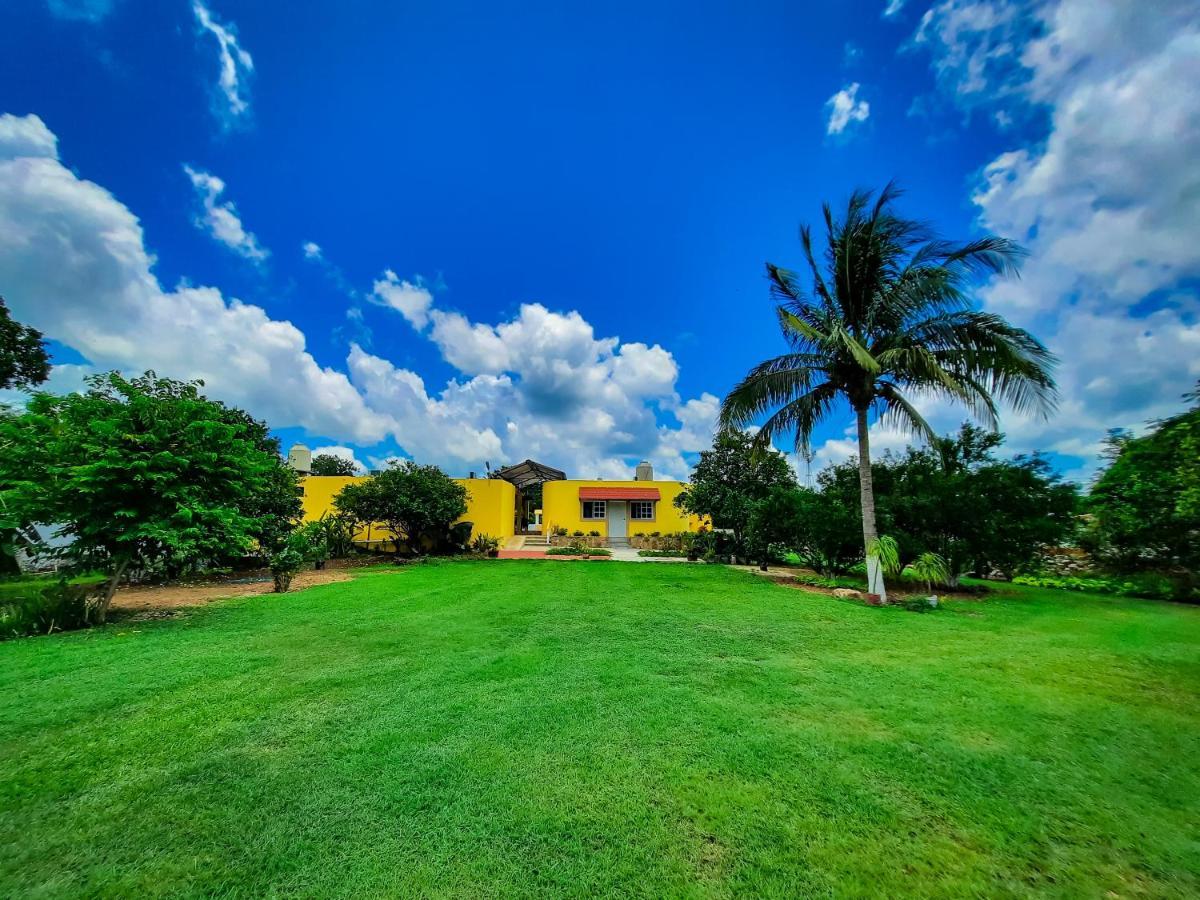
{"left": 541, "top": 480, "right": 705, "bottom": 538}
{"left": 298, "top": 475, "right": 515, "bottom": 544}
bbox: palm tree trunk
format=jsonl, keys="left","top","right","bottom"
{"left": 855, "top": 406, "right": 887, "bottom": 602}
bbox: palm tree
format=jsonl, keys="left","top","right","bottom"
{"left": 721, "top": 184, "right": 1057, "bottom": 602}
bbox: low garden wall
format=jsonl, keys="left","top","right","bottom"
{"left": 549, "top": 534, "right": 606, "bottom": 548}
{"left": 629, "top": 532, "right": 690, "bottom": 551}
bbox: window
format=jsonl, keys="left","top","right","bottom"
{"left": 582, "top": 500, "right": 606, "bottom": 520}
{"left": 629, "top": 500, "right": 655, "bottom": 520}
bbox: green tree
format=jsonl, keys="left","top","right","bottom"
{"left": 0, "top": 372, "right": 284, "bottom": 622}
{"left": 310, "top": 453, "right": 361, "bottom": 476}
{"left": 745, "top": 486, "right": 807, "bottom": 571}
{"left": 1082, "top": 388, "right": 1200, "bottom": 598}
{"left": 333, "top": 460, "right": 467, "bottom": 555}
{"left": 720, "top": 184, "right": 1057, "bottom": 601}
{"left": 674, "top": 429, "right": 796, "bottom": 560}
{"left": 786, "top": 485, "right": 865, "bottom": 575}
{"left": 886, "top": 425, "right": 1077, "bottom": 581}
{"left": 0, "top": 297, "right": 50, "bottom": 391}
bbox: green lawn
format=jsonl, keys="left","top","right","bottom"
{"left": 2, "top": 563, "right": 1197, "bottom": 897}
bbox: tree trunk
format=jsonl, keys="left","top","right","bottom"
{"left": 855, "top": 407, "right": 887, "bottom": 603}
{"left": 96, "top": 557, "right": 129, "bottom": 625}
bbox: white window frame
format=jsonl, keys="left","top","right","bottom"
{"left": 629, "top": 500, "right": 656, "bottom": 521}
{"left": 582, "top": 500, "right": 607, "bottom": 520}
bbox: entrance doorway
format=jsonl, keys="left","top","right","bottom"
{"left": 607, "top": 501, "right": 627, "bottom": 539}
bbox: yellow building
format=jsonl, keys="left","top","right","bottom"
{"left": 299, "top": 474, "right": 515, "bottom": 545}
{"left": 293, "top": 452, "right": 703, "bottom": 548}
{"left": 541, "top": 479, "right": 702, "bottom": 539}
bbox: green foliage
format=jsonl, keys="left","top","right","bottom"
{"left": 866, "top": 535, "right": 902, "bottom": 577}
{"left": 675, "top": 429, "right": 796, "bottom": 558}
{"left": 1012, "top": 573, "right": 1179, "bottom": 602}
{"left": 0, "top": 297, "right": 50, "bottom": 391}
{"left": 745, "top": 486, "right": 808, "bottom": 570}
{"left": 720, "top": 184, "right": 1055, "bottom": 451}
{"left": 0, "top": 574, "right": 107, "bottom": 638}
{"left": 544, "top": 546, "right": 611, "bottom": 557}
{"left": 1082, "top": 388, "right": 1199, "bottom": 598}
{"left": 637, "top": 549, "right": 689, "bottom": 558}
{"left": 910, "top": 552, "right": 951, "bottom": 592}
{"left": 812, "top": 425, "right": 1078, "bottom": 581}
{"left": 309, "top": 454, "right": 360, "bottom": 476}
{"left": 306, "top": 513, "right": 358, "bottom": 558}
{"left": 0, "top": 372, "right": 289, "bottom": 621}
{"left": 333, "top": 460, "right": 468, "bottom": 555}
{"left": 470, "top": 533, "right": 500, "bottom": 555}
{"left": 550, "top": 525, "right": 568, "bottom": 537}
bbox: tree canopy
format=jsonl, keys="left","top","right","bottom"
{"left": 0, "top": 372, "right": 293, "bottom": 621}
{"left": 1083, "top": 386, "right": 1200, "bottom": 598}
{"left": 333, "top": 461, "right": 467, "bottom": 554}
{"left": 675, "top": 429, "right": 795, "bottom": 558}
{"left": 310, "top": 453, "right": 361, "bottom": 476}
{"left": 0, "top": 297, "right": 50, "bottom": 391}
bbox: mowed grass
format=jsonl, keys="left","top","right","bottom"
{"left": 1, "top": 563, "right": 1197, "bottom": 897}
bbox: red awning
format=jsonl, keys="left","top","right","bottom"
{"left": 578, "top": 487, "right": 660, "bottom": 501}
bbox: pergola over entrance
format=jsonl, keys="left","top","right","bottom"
{"left": 491, "top": 459, "right": 566, "bottom": 491}
{"left": 491, "top": 459, "right": 565, "bottom": 533}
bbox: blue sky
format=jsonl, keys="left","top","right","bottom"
{"left": 1, "top": 0, "right": 1197, "bottom": 481}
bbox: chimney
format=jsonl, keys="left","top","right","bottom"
{"left": 286, "top": 443, "right": 312, "bottom": 474}
{"left": 635, "top": 460, "right": 653, "bottom": 481}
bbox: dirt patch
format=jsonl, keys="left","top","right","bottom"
{"left": 729, "top": 564, "right": 988, "bottom": 601}
{"left": 111, "top": 567, "right": 356, "bottom": 613}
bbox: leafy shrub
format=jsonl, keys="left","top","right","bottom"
{"left": 470, "top": 533, "right": 500, "bottom": 556}
{"left": 0, "top": 575, "right": 106, "bottom": 638}
{"left": 551, "top": 525, "right": 568, "bottom": 537}
{"left": 572, "top": 530, "right": 584, "bottom": 537}
{"left": 545, "top": 546, "right": 610, "bottom": 557}
{"left": 638, "top": 549, "right": 688, "bottom": 558}
{"left": 588, "top": 530, "right": 600, "bottom": 537}
{"left": 1012, "top": 573, "right": 1177, "bottom": 600}
{"left": 307, "top": 513, "right": 357, "bottom": 558}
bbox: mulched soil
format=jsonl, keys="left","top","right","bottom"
{"left": 110, "top": 556, "right": 394, "bottom": 613}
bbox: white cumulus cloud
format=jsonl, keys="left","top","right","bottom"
{"left": 370, "top": 271, "right": 434, "bottom": 329}
{"left": 817, "top": 0, "right": 1200, "bottom": 482}
{"left": 0, "top": 113, "right": 719, "bottom": 481}
{"left": 825, "top": 83, "right": 870, "bottom": 135}
{"left": 0, "top": 114, "right": 391, "bottom": 445}
{"left": 183, "top": 165, "right": 268, "bottom": 262}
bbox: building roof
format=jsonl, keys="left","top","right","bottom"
{"left": 578, "top": 487, "right": 661, "bottom": 501}
{"left": 491, "top": 459, "right": 566, "bottom": 491}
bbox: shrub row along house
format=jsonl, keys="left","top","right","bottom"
{"left": 290, "top": 448, "right": 705, "bottom": 549}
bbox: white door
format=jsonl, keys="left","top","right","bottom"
{"left": 608, "top": 501, "right": 627, "bottom": 538}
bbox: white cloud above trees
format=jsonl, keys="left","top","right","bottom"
{"left": 811, "top": 0, "right": 1200, "bottom": 482}
{"left": 0, "top": 113, "right": 718, "bottom": 480}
